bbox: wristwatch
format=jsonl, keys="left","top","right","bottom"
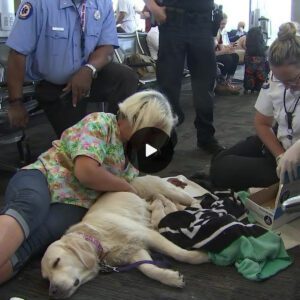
{"left": 84, "top": 63, "right": 97, "bottom": 78}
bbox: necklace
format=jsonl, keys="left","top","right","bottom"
{"left": 283, "top": 88, "right": 300, "bottom": 140}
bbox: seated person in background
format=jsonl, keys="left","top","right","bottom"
{"left": 7, "top": 0, "right": 139, "bottom": 138}
{"left": 228, "top": 21, "right": 247, "bottom": 43}
{"left": 146, "top": 26, "right": 159, "bottom": 60}
{"left": 0, "top": 90, "right": 176, "bottom": 284}
{"left": 244, "top": 27, "right": 269, "bottom": 93}
{"left": 210, "top": 22, "right": 300, "bottom": 190}
{"left": 116, "top": 0, "right": 138, "bottom": 33}
{"left": 214, "top": 13, "right": 240, "bottom": 95}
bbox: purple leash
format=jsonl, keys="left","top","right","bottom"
{"left": 99, "top": 257, "right": 170, "bottom": 273}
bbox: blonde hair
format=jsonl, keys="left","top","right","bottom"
{"left": 268, "top": 22, "right": 300, "bottom": 66}
{"left": 118, "top": 90, "right": 176, "bottom": 135}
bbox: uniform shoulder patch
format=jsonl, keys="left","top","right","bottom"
{"left": 262, "top": 79, "right": 270, "bottom": 89}
{"left": 19, "top": 2, "right": 33, "bottom": 20}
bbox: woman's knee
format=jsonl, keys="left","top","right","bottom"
{"left": 2, "top": 170, "right": 51, "bottom": 238}
{"left": 210, "top": 152, "right": 233, "bottom": 187}
{"left": 0, "top": 260, "right": 14, "bottom": 285}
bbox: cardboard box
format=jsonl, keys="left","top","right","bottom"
{"left": 244, "top": 180, "right": 300, "bottom": 229}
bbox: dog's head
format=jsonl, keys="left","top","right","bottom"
{"left": 41, "top": 234, "right": 100, "bottom": 299}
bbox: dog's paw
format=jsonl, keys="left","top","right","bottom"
{"left": 160, "top": 270, "right": 185, "bottom": 288}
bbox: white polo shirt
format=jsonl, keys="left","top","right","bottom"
{"left": 116, "top": 0, "right": 137, "bottom": 33}
{"left": 255, "top": 78, "right": 300, "bottom": 150}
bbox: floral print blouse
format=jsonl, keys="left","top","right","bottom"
{"left": 23, "top": 113, "right": 139, "bottom": 208}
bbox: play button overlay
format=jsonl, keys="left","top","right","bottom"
{"left": 146, "top": 144, "right": 157, "bottom": 157}
{"left": 126, "top": 127, "right": 174, "bottom": 173}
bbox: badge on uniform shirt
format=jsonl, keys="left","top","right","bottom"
{"left": 19, "top": 2, "right": 33, "bottom": 20}
{"left": 262, "top": 79, "right": 270, "bottom": 89}
{"left": 94, "top": 10, "right": 101, "bottom": 20}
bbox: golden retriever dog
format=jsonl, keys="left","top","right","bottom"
{"left": 41, "top": 191, "right": 209, "bottom": 299}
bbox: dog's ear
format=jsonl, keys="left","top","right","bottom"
{"left": 65, "top": 238, "right": 98, "bottom": 269}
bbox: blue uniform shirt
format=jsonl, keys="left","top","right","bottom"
{"left": 7, "top": 0, "right": 118, "bottom": 84}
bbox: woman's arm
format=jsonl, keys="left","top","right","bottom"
{"left": 254, "top": 111, "right": 285, "bottom": 158}
{"left": 74, "top": 156, "right": 135, "bottom": 193}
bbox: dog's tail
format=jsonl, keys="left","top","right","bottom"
{"left": 145, "top": 229, "right": 209, "bottom": 264}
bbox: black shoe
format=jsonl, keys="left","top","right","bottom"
{"left": 197, "top": 139, "right": 225, "bottom": 155}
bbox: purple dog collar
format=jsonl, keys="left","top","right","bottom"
{"left": 76, "top": 232, "right": 105, "bottom": 259}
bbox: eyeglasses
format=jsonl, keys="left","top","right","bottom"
{"left": 271, "top": 72, "right": 300, "bottom": 87}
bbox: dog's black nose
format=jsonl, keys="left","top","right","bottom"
{"left": 74, "top": 278, "right": 80, "bottom": 287}
{"left": 49, "top": 284, "right": 64, "bottom": 298}
{"left": 49, "top": 284, "right": 58, "bottom": 296}
{"left": 49, "top": 285, "right": 58, "bottom": 296}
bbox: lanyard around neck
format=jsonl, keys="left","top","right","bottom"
{"left": 283, "top": 88, "right": 300, "bottom": 139}
{"left": 72, "top": 0, "right": 87, "bottom": 58}
{"left": 79, "top": 0, "right": 87, "bottom": 33}
{"left": 73, "top": 0, "right": 87, "bottom": 33}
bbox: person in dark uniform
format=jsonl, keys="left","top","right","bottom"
{"left": 144, "top": 0, "right": 224, "bottom": 154}
{"left": 7, "top": 0, "right": 139, "bottom": 138}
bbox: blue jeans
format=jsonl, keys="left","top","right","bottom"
{"left": 1, "top": 170, "right": 87, "bottom": 274}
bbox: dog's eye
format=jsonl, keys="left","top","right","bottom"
{"left": 52, "top": 258, "right": 60, "bottom": 268}
{"left": 74, "top": 279, "right": 80, "bottom": 287}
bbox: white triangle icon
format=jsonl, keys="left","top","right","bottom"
{"left": 145, "top": 144, "right": 157, "bottom": 157}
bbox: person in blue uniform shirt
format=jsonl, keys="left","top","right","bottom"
{"left": 6, "top": 0, "right": 139, "bottom": 137}
{"left": 143, "top": 0, "right": 224, "bottom": 154}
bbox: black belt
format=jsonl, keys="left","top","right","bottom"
{"left": 166, "top": 6, "right": 211, "bottom": 16}
{"left": 165, "top": 7, "right": 212, "bottom": 23}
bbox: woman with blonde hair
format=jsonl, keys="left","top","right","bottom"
{"left": 0, "top": 90, "right": 176, "bottom": 284}
{"left": 210, "top": 22, "right": 300, "bottom": 190}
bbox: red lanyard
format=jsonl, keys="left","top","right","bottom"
{"left": 80, "top": 0, "right": 87, "bottom": 33}
{"left": 72, "top": 0, "right": 87, "bottom": 58}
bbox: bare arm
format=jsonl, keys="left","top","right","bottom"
{"left": 7, "top": 49, "right": 26, "bottom": 100}
{"left": 74, "top": 155, "right": 135, "bottom": 192}
{"left": 63, "top": 45, "right": 114, "bottom": 106}
{"left": 7, "top": 49, "right": 29, "bottom": 127}
{"left": 254, "top": 111, "right": 285, "bottom": 158}
{"left": 116, "top": 11, "right": 125, "bottom": 25}
{"left": 87, "top": 45, "right": 114, "bottom": 70}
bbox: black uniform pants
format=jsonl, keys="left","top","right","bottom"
{"left": 210, "top": 135, "right": 278, "bottom": 190}
{"left": 36, "top": 62, "right": 139, "bottom": 137}
{"left": 157, "top": 9, "right": 217, "bottom": 145}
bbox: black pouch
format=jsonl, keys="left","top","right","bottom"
{"left": 212, "top": 4, "right": 223, "bottom": 36}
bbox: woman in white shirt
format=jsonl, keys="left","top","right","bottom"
{"left": 210, "top": 22, "right": 300, "bottom": 190}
